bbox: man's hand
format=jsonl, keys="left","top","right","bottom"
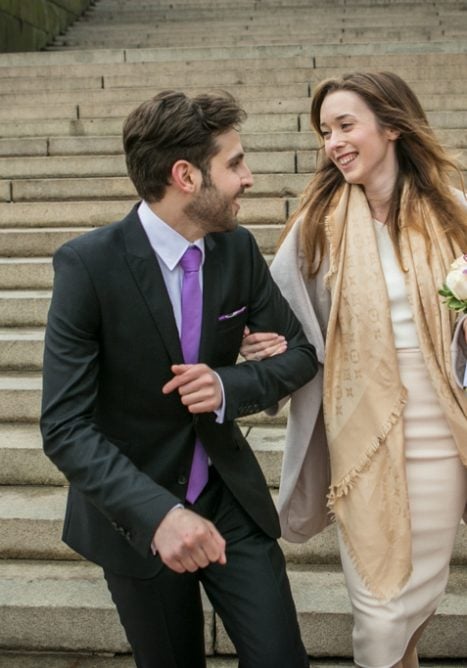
{"left": 152, "top": 507, "right": 227, "bottom": 573}
{"left": 162, "top": 364, "right": 222, "bottom": 413}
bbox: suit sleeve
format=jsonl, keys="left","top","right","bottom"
{"left": 40, "top": 243, "right": 181, "bottom": 558}
{"left": 216, "top": 231, "right": 318, "bottom": 420}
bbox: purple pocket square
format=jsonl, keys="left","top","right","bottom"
{"left": 218, "top": 306, "right": 247, "bottom": 321}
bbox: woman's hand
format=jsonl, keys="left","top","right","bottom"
{"left": 463, "top": 318, "right": 467, "bottom": 343}
{"left": 240, "top": 326, "right": 287, "bottom": 361}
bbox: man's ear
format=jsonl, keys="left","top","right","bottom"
{"left": 171, "top": 160, "right": 200, "bottom": 193}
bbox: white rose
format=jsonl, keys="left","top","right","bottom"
{"left": 450, "top": 253, "right": 467, "bottom": 270}
{"left": 446, "top": 266, "right": 467, "bottom": 300}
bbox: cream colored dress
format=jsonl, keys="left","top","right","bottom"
{"left": 338, "top": 220, "right": 467, "bottom": 668}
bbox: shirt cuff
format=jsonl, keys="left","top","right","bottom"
{"left": 213, "top": 371, "right": 226, "bottom": 423}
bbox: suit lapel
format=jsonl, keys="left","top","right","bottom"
{"left": 122, "top": 206, "right": 183, "bottom": 364}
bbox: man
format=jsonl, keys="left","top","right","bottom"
{"left": 41, "top": 90, "right": 317, "bottom": 668}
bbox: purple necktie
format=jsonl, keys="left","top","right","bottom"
{"left": 179, "top": 246, "right": 209, "bottom": 503}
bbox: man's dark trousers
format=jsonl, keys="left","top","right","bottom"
{"left": 104, "top": 469, "right": 309, "bottom": 668}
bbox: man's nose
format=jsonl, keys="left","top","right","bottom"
{"left": 242, "top": 163, "right": 254, "bottom": 188}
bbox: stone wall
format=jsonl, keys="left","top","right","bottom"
{"left": 0, "top": 0, "right": 94, "bottom": 52}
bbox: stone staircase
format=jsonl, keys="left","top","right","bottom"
{"left": 0, "top": 0, "right": 466, "bottom": 665}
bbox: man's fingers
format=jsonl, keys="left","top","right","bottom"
{"left": 162, "top": 365, "right": 222, "bottom": 413}
{"left": 162, "top": 365, "right": 191, "bottom": 394}
{"left": 210, "top": 528, "right": 227, "bottom": 565}
{"left": 153, "top": 509, "right": 227, "bottom": 573}
{"left": 162, "top": 364, "right": 212, "bottom": 395}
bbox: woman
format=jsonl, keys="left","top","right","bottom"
{"left": 241, "top": 71, "right": 467, "bottom": 668}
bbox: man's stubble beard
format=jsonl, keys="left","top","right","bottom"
{"left": 183, "top": 180, "right": 240, "bottom": 234}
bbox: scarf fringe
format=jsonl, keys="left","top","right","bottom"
{"left": 327, "top": 387, "right": 408, "bottom": 509}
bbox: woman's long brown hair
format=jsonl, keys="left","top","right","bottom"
{"left": 280, "top": 71, "right": 467, "bottom": 277}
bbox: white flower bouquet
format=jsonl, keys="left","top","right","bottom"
{"left": 439, "top": 254, "right": 467, "bottom": 314}
{"left": 439, "top": 254, "right": 467, "bottom": 389}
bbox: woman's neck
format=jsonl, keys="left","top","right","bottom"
{"left": 365, "top": 184, "right": 395, "bottom": 225}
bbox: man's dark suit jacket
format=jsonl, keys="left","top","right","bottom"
{"left": 40, "top": 204, "right": 318, "bottom": 578}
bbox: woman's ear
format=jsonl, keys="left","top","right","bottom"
{"left": 386, "top": 127, "right": 401, "bottom": 141}
{"left": 171, "top": 160, "right": 200, "bottom": 193}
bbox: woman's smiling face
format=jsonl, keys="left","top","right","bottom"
{"left": 319, "top": 89, "right": 399, "bottom": 195}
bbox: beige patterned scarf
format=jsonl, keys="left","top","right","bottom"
{"left": 323, "top": 183, "right": 467, "bottom": 601}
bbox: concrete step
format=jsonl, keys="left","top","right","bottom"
{"left": 0, "top": 198, "right": 288, "bottom": 227}
{"left": 0, "top": 422, "right": 285, "bottom": 487}
{"left": 3, "top": 128, "right": 467, "bottom": 161}
{"left": 0, "top": 129, "right": 325, "bottom": 159}
{"left": 0, "top": 229, "right": 90, "bottom": 257}
{"left": 2, "top": 80, "right": 467, "bottom": 112}
{"left": 0, "top": 151, "right": 301, "bottom": 179}
{"left": 3, "top": 105, "right": 467, "bottom": 140}
{"left": 0, "top": 656, "right": 463, "bottom": 668}
{"left": 217, "top": 565, "right": 467, "bottom": 659}
{"left": 0, "top": 560, "right": 465, "bottom": 658}
{"left": 62, "top": 19, "right": 449, "bottom": 35}
{"left": 2, "top": 144, "right": 467, "bottom": 183}
{"left": 0, "top": 225, "right": 282, "bottom": 262}
{"left": 0, "top": 291, "right": 52, "bottom": 327}
{"left": 4, "top": 94, "right": 467, "bottom": 126}
{"left": 7, "top": 174, "right": 308, "bottom": 204}
{"left": 0, "top": 259, "right": 52, "bottom": 289}
{"left": 2, "top": 98, "right": 306, "bottom": 122}
{"left": 314, "top": 53, "right": 467, "bottom": 71}
{"left": 73, "top": 0, "right": 461, "bottom": 7}
{"left": 0, "top": 419, "right": 284, "bottom": 484}
{"left": 56, "top": 29, "right": 464, "bottom": 51}
{"left": 70, "top": 7, "right": 464, "bottom": 25}
{"left": 1, "top": 39, "right": 465, "bottom": 70}
{"left": 3, "top": 62, "right": 466, "bottom": 96}
{"left": 101, "top": 63, "right": 467, "bottom": 89}
{"left": 63, "top": 8, "right": 443, "bottom": 25}
{"left": 51, "top": 38, "right": 467, "bottom": 58}
{"left": 63, "top": 12, "right": 464, "bottom": 26}
{"left": 0, "top": 180, "right": 10, "bottom": 202}
{"left": 0, "top": 86, "right": 313, "bottom": 118}
{"left": 0, "top": 327, "right": 45, "bottom": 369}
{"left": 0, "top": 113, "right": 300, "bottom": 138}
{"left": 0, "top": 423, "right": 62, "bottom": 486}
{"left": 0, "top": 52, "right": 465, "bottom": 82}
{"left": 1, "top": 482, "right": 465, "bottom": 565}
{"left": 0, "top": 373, "right": 42, "bottom": 421}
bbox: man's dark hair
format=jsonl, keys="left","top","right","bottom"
{"left": 123, "top": 90, "right": 247, "bottom": 202}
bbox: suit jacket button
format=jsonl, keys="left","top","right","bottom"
{"left": 178, "top": 475, "right": 187, "bottom": 485}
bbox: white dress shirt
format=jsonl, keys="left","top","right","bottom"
{"left": 138, "top": 200, "right": 226, "bottom": 420}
